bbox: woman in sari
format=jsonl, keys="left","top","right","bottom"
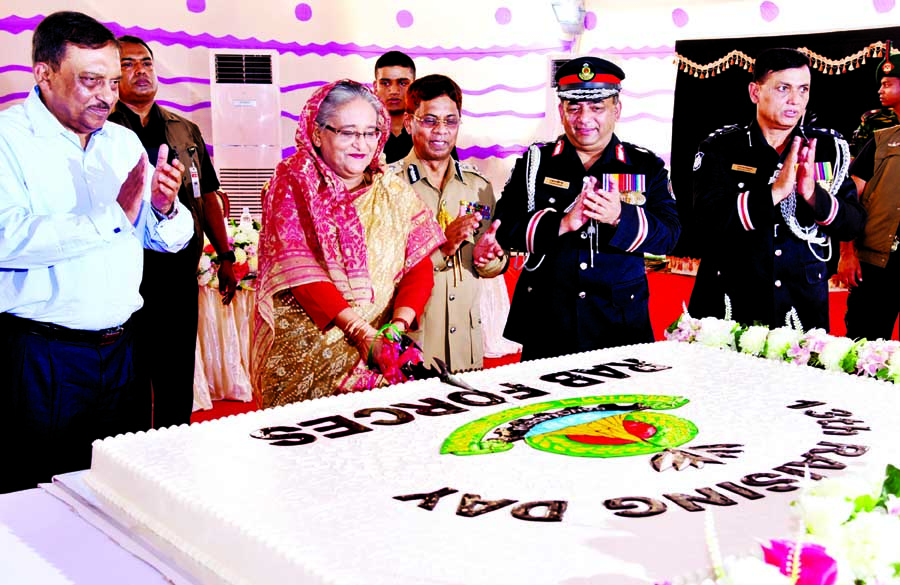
{"left": 251, "top": 80, "right": 444, "bottom": 408}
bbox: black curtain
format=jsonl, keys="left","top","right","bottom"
{"left": 670, "top": 26, "right": 900, "bottom": 258}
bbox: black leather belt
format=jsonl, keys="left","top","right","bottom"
{"left": 1, "top": 313, "right": 130, "bottom": 346}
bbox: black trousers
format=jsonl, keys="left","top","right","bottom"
{"left": 135, "top": 245, "right": 200, "bottom": 430}
{"left": 845, "top": 257, "right": 900, "bottom": 341}
{"left": 0, "top": 315, "right": 146, "bottom": 494}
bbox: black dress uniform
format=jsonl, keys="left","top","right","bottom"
{"left": 494, "top": 134, "right": 681, "bottom": 359}
{"left": 689, "top": 121, "right": 866, "bottom": 331}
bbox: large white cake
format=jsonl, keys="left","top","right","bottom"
{"left": 85, "top": 342, "right": 900, "bottom": 585}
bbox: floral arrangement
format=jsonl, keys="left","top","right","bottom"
{"left": 197, "top": 214, "right": 260, "bottom": 290}
{"left": 657, "top": 464, "right": 900, "bottom": 585}
{"left": 664, "top": 303, "right": 900, "bottom": 384}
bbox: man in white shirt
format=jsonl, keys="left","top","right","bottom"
{"left": 0, "top": 11, "right": 192, "bottom": 493}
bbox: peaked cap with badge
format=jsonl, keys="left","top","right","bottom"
{"left": 555, "top": 56, "right": 625, "bottom": 101}
{"left": 876, "top": 41, "right": 900, "bottom": 82}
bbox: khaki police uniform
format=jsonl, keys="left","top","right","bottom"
{"left": 391, "top": 152, "right": 506, "bottom": 372}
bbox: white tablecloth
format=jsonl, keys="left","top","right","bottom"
{"left": 192, "top": 287, "right": 254, "bottom": 410}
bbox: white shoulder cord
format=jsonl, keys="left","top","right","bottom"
{"left": 526, "top": 144, "right": 540, "bottom": 213}
{"left": 524, "top": 145, "right": 545, "bottom": 272}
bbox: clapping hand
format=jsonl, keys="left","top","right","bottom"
{"left": 795, "top": 137, "right": 818, "bottom": 204}
{"left": 440, "top": 205, "right": 481, "bottom": 257}
{"left": 117, "top": 154, "right": 148, "bottom": 224}
{"left": 473, "top": 219, "right": 504, "bottom": 268}
{"left": 773, "top": 136, "right": 817, "bottom": 206}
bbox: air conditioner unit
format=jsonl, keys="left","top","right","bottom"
{"left": 209, "top": 49, "right": 281, "bottom": 220}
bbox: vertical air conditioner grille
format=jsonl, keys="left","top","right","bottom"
{"left": 214, "top": 54, "right": 273, "bottom": 84}
{"left": 218, "top": 168, "right": 272, "bottom": 219}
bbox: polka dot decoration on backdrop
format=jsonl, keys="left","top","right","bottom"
{"left": 396, "top": 10, "right": 414, "bottom": 28}
{"left": 873, "top": 0, "right": 895, "bottom": 12}
{"left": 672, "top": 8, "right": 689, "bottom": 27}
{"left": 495, "top": 7, "right": 512, "bottom": 25}
{"left": 760, "top": 1, "right": 779, "bottom": 22}
{"left": 295, "top": 3, "right": 312, "bottom": 21}
{"left": 584, "top": 11, "right": 597, "bottom": 31}
{"left": 186, "top": 0, "right": 205, "bottom": 13}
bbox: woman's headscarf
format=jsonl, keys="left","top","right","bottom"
{"left": 252, "top": 80, "right": 390, "bottom": 372}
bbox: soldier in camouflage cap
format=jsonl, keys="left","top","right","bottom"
{"left": 850, "top": 42, "right": 900, "bottom": 155}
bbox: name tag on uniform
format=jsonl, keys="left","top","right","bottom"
{"left": 731, "top": 164, "right": 757, "bottom": 174}
{"left": 543, "top": 177, "right": 570, "bottom": 189}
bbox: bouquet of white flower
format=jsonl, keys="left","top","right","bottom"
{"left": 657, "top": 464, "right": 900, "bottom": 585}
{"left": 197, "top": 213, "right": 260, "bottom": 290}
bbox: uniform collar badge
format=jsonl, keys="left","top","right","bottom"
{"left": 407, "top": 163, "right": 421, "bottom": 184}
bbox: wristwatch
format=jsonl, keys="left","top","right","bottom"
{"left": 151, "top": 202, "right": 178, "bottom": 220}
{"left": 217, "top": 250, "right": 236, "bottom": 263}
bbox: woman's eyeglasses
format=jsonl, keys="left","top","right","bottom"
{"left": 321, "top": 125, "right": 382, "bottom": 143}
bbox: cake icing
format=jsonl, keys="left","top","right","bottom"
{"left": 86, "top": 341, "right": 900, "bottom": 584}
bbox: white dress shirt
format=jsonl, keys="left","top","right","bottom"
{"left": 0, "top": 87, "right": 193, "bottom": 330}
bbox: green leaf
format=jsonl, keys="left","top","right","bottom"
{"left": 892, "top": 562, "right": 900, "bottom": 578}
{"left": 853, "top": 493, "right": 878, "bottom": 515}
{"left": 840, "top": 341, "right": 864, "bottom": 374}
{"left": 878, "top": 463, "right": 900, "bottom": 506}
{"left": 665, "top": 315, "right": 682, "bottom": 334}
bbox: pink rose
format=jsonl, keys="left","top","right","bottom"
{"left": 761, "top": 540, "right": 838, "bottom": 585}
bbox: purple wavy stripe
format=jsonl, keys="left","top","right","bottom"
{"left": 457, "top": 144, "right": 529, "bottom": 159}
{"left": 0, "top": 14, "right": 39, "bottom": 34}
{"left": 620, "top": 113, "right": 672, "bottom": 124}
{"left": 281, "top": 109, "right": 543, "bottom": 121}
{"left": 156, "top": 99, "right": 211, "bottom": 112}
{"left": 0, "top": 15, "right": 572, "bottom": 59}
{"left": 277, "top": 144, "right": 529, "bottom": 160}
{"left": 622, "top": 88, "right": 674, "bottom": 99}
{"left": 276, "top": 144, "right": 668, "bottom": 163}
{"left": 0, "top": 64, "right": 31, "bottom": 74}
{"left": 281, "top": 81, "right": 328, "bottom": 93}
{"left": 462, "top": 109, "right": 545, "bottom": 119}
{"left": 464, "top": 83, "right": 545, "bottom": 96}
{"left": 159, "top": 75, "right": 210, "bottom": 85}
{"left": 588, "top": 46, "right": 675, "bottom": 58}
{"left": 0, "top": 91, "right": 28, "bottom": 105}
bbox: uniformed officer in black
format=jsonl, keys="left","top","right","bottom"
{"left": 689, "top": 48, "right": 866, "bottom": 331}
{"left": 486, "top": 56, "right": 680, "bottom": 360}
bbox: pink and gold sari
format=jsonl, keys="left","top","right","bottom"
{"left": 250, "top": 80, "right": 443, "bottom": 408}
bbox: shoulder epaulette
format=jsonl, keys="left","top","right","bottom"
{"left": 706, "top": 124, "right": 743, "bottom": 139}
{"left": 620, "top": 140, "right": 656, "bottom": 157}
{"left": 805, "top": 126, "right": 844, "bottom": 140}
{"left": 861, "top": 109, "right": 882, "bottom": 123}
{"left": 457, "top": 160, "right": 488, "bottom": 181}
{"left": 385, "top": 160, "right": 404, "bottom": 176}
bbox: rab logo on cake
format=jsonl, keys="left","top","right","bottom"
{"left": 441, "top": 394, "right": 698, "bottom": 459}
